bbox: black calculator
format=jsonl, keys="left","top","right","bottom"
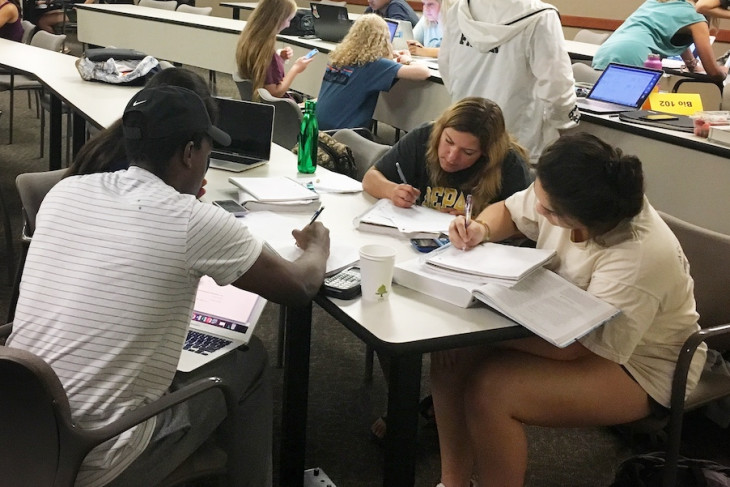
{"left": 322, "top": 266, "right": 361, "bottom": 299}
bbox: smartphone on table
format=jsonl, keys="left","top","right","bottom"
{"left": 410, "top": 235, "right": 450, "bottom": 253}
{"left": 213, "top": 199, "right": 247, "bottom": 217}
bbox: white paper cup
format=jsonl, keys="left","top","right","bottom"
{"left": 359, "top": 244, "right": 396, "bottom": 302}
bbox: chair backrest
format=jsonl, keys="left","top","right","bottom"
{"left": 138, "top": 0, "right": 178, "bottom": 10}
{"left": 573, "top": 29, "right": 610, "bottom": 45}
{"left": 20, "top": 20, "right": 36, "bottom": 44}
{"left": 232, "top": 73, "right": 254, "bottom": 101}
{"left": 29, "top": 30, "right": 66, "bottom": 52}
{"left": 176, "top": 3, "right": 211, "bottom": 14}
{"left": 257, "top": 88, "right": 303, "bottom": 149}
{"left": 0, "top": 346, "right": 81, "bottom": 487}
{"left": 659, "top": 211, "right": 730, "bottom": 332}
{"left": 572, "top": 62, "right": 602, "bottom": 84}
{"left": 332, "top": 129, "right": 390, "bottom": 181}
{"left": 16, "top": 170, "right": 65, "bottom": 237}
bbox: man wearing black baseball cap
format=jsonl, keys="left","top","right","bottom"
{"left": 8, "top": 85, "right": 330, "bottom": 487}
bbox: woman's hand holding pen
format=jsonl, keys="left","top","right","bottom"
{"left": 390, "top": 184, "right": 420, "bottom": 208}
{"left": 449, "top": 215, "right": 486, "bottom": 250}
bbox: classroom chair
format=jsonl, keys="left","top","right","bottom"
{"left": 257, "top": 88, "right": 303, "bottom": 148}
{"left": 571, "top": 62, "right": 602, "bottom": 84}
{"left": 0, "top": 341, "right": 235, "bottom": 487}
{"left": 232, "top": 73, "right": 254, "bottom": 101}
{"left": 0, "top": 31, "right": 66, "bottom": 144}
{"left": 573, "top": 28, "right": 610, "bottom": 45}
{"left": 653, "top": 212, "right": 730, "bottom": 487}
{"left": 0, "top": 181, "right": 13, "bottom": 285}
{"left": 138, "top": 0, "right": 178, "bottom": 10}
{"left": 20, "top": 20, "right": 36, "bottom": 44}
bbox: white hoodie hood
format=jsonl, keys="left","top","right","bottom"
{"left": 456, "top": 0, "right": 559, "bottom": 53}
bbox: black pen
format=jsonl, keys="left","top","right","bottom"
{"left": 308, "top": 206, "right": 325, "bottom": 225}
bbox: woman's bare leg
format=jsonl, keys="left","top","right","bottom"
{"left": 464, "top": 347, "right": 651, "bottom": 487}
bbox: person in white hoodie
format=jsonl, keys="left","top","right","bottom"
{"left": 438, "top": 0, "right": 580, "bottom": 163}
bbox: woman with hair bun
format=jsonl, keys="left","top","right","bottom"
{"left": 434, "top": 133, "right": 705, "bottom": 487}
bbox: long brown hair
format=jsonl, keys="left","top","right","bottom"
{"left": 235, "top": 0, "right": 297, "bottom": 100}
{"left": 425, "top": 97, "right": 527, "bottom": 211}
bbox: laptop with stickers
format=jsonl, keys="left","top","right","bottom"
{"left": 576, "top": 63, "right": 663, "bottom": 114}
{"left": 177, "top": 275, "right": 267, "bottom": 372}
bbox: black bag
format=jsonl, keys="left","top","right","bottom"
{"left": 75, "top": 49, "right": 161, "bottom": 86}
{"left": 280, "top": 8, "right": 315, "bottom": 36}
{"left": 292, "top": 132, "right": 357, "bottom": 179}
{"left": 611, "top": 453, "right": 730, "bottom": 487}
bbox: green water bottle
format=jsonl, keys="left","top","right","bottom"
{"left": 297, "top": 99, "right": 318, "bottom": 174}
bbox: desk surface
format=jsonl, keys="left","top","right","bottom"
{"left": 203, "top": 150, "right": 522, "bottom": 353}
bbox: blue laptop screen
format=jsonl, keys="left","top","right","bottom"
{"left": 589, "top": 64, "right": 662, "bottom": 107}
{"left": 385, "top": 19, "right": 398, "bottom": 42}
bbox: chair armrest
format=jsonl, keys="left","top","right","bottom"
{"left": 663, "top": 322, "right": 730, "bottom": 487}
{"left": 0, "top": 323, "right": 12, "bottom": 339}
{"left": 80, "top": 376, "right": 234, "bottom": 447}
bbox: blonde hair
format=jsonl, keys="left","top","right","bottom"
{"left": 328, "top": 14, "right": 392, "bottom": 67}
{"left": 235, "top": 0, "right": 297, "bottom": 100}
{"left": 425, "top": 97, "right": 528, "bottom": 212}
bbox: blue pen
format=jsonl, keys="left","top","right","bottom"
{"left": 395, "top": 162, "right": 408, "bottom": 185}
{"left": 308, "top": 206, "right": 325, "bottom": 226}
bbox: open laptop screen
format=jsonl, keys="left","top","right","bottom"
{"left": 588, "top": 63, "right": 662, "bottom": 107}
{"left": 212, "top": 98, "right": 273, "bottom": 162}
{"left": 385, "top": 19, "right": 398, "bottom": 42}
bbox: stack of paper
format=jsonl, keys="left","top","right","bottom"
{"left": 425, "top": 243, "right": 555, "bottom": 283}
{"left": 353, "top": 199, "right": 454, "bottom": 238}
{"left": 229, "top": 176, "right": 321, "bottom": 212}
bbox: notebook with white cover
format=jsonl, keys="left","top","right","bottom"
{"left": 178, "top": 276, "right": 267, "bottom": 373}
{"left": 229, "top": 176, "right": 319, "bottom": 202}
{"left": 210, "top": 98, "right": 274, "bottom": 173}
{"left": 576, "top": 63, "right": 663, "bottom": 114}
{"left": 425, "top": 242, "right": 555, "bottom": 282}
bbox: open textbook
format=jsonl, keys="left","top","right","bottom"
{"left": 394, "top": 258, "right": 620, "bottom": 347}
{"left": 353, "top": 198, "right": 454, "bottom": 238}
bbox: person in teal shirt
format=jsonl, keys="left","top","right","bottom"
{"left": 593, "top": 0, "right": 727, "bottom": 82}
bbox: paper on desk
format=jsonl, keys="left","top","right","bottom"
{"left": 355, "top": 199, "right": 454, "bottom": 234}
{"left": 241, "top": 211, "right": 359, "bottom": 276}
{"left": 300, "top": 168, "right": 362, "bottom": 193}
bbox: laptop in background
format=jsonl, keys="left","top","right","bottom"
{"left": 387, "top": 18, "right": 414, "bottom": 50}
{"left": 576, "top": 63, "right": 663, "bottom": 114}
{"left": 385, "top": 19, "right": 398, "bottom": 42}
{"left": 310, "top": 3, "right": 353, "bottom": 42}
{"left": 210, "top": 97, "right": 274, "bottom": 173}
{"left": 177, "top": 276, "right": 267, "bottom": 373}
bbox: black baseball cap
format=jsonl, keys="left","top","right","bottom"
{"left": 122, "top": 85, "right": 230, "bottom": 146}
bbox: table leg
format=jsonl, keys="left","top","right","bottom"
{"left": 232, "top": 7, "right": 240, "bottom": 20}
{"left": 72, "top": 113, "right": 86, "bottom": 159}
{"left": 384, "top": 353, "right": 422, "bottom": 487}
{"left": 279, "top": 302, "right": 312, "bottom": 487}
{"left": 49, "top": 95, "right": 62, "bottom": 171}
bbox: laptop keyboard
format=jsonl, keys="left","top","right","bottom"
{"left": 184, "top": 330, "right": 231, "bottom": 355}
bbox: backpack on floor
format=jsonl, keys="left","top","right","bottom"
{"left": 611, "top": 453, "right": 730, "bottom": 487}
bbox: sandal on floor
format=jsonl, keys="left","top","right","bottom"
{"left": 370, "top": 415, "right": 387, "bottom": 443}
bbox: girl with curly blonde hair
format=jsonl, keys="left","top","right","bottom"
{"left": 235, "top": 0, "right": 314, "bottom": 100}
{"left": 316, "top": 14, "right": 430, "bottom": 130}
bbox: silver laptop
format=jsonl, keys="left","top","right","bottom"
{"left": 387, "top": 18, "right": 414, "bottom": 50}
{"left": 385, "top": 18, "right": 398, "bottom": 42}
{"left": 177, "top": 275, "right": 267, "bottom": 372}
{"left": 576, "top": 63, "right": 663, "bottom": 114}
{"left": 209, "top": 97, "right": 274, "bottom": 173}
